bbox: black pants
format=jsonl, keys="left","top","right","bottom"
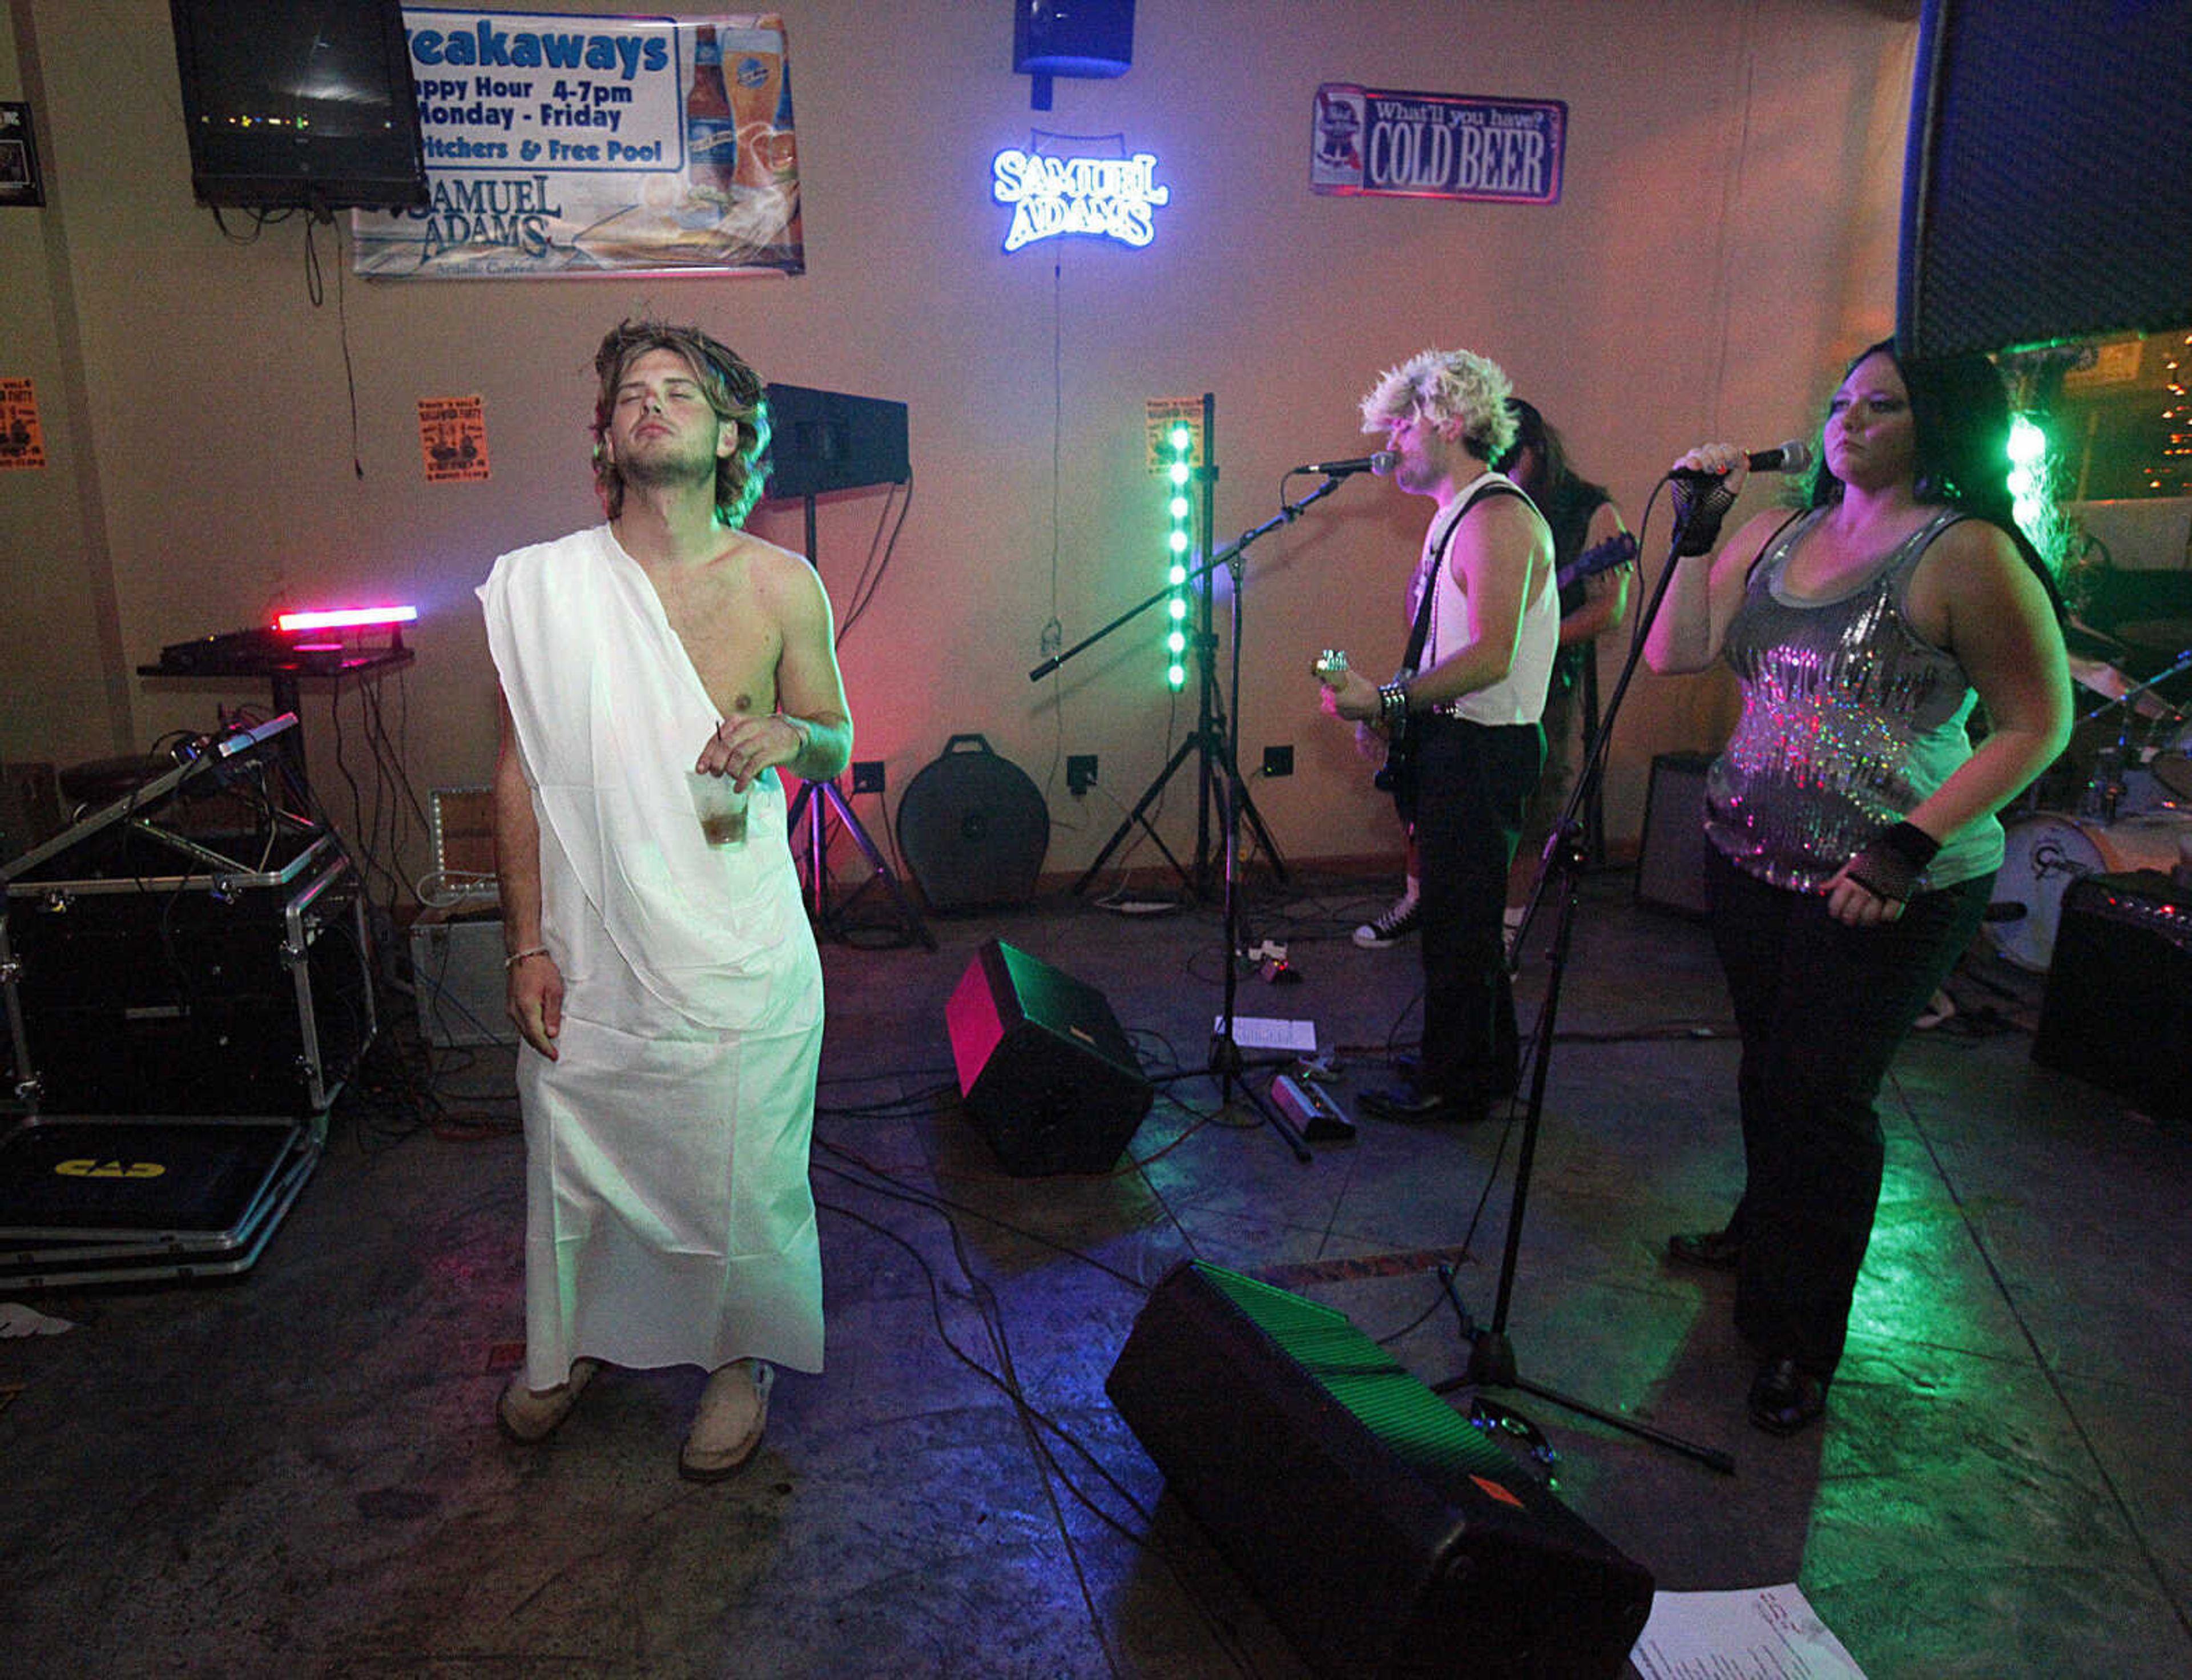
{"left": 1706, "top": 849, "right": 1993, "bottom": 1379}
{"left": 1411, "top": 716, "right": 1543, "bottom": 1098}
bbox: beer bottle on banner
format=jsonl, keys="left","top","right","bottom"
{"left": 685, "top": 25, "right": 738, "bottom": 206}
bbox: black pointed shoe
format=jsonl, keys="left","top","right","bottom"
{"left": 1356, "top": 1085, "right": 1489, "bottom": 1126}
{"left": 1666, "top": 1227, "right": 1742, "bottom": 1271}
{"left": 1747, "top": 1356, "right": 1828, "bottom": 1436}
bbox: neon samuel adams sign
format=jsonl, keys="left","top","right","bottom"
{"left": 991, "top": 147, "right": 1171, "bottom": 252}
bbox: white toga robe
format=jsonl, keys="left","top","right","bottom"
{"left": 478, "top": 525, "right": 825, "bottom": 1389}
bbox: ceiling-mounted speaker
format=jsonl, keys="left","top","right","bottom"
{"left": 1014, "top": 1, "right": 1135, "bottom": 79}
{"left": 1896, "top": 0, "right": 2192, "bottom": 359}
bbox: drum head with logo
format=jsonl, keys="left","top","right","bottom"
{"left": 1990, "top": 813, "right": 2186, "bottom": 970}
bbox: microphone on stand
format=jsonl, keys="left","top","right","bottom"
{"left": 1291, "top": 450, "right": 1397, "bottom": 478}
{"left": 1668, "top": 438, "right": 1814, "bottom": 555}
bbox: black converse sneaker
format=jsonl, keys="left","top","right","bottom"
{"left": 1352, "top": 896, "right": 1421, "bottom": 948}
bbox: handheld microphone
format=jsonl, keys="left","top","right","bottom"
{"left": 1292, "top": 450, "right": 1397, "bottom": 478}
{"left": 1670, "top": 438, "right": 1815, "bottom": 481}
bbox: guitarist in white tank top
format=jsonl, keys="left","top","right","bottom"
{"left": 1318, "top": 347, "right": 1558, "bottom": 1124}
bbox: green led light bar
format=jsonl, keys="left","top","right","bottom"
{"left": 1165, "top": 422, "right": 1193, "bottom": 689}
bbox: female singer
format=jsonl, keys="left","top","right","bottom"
{"left": 1643, "top": 339, "right": 2070, "bottom": 1435}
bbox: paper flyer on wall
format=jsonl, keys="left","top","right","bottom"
{"left": 352, "top": 10, "right": 802, "bottom": 279}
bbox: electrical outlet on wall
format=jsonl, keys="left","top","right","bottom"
{"left": 1261, "top": 744, "right": 1294, "bottom": 777}
{"left": 851, "top": 761, "right": 887, "bottom": 794}
{"left": 1067, "top": 754, "right": 1098, "bottom": 795}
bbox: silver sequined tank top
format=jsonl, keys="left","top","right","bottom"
{"left": 1705, "top": 505, "right": 2001, "bottom": 893}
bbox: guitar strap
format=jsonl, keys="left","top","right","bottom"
{"left": 1399, "top": 476, "right": 1528, "bottom": 679}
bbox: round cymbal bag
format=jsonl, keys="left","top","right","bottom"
{"left": 894, "top": 734, "right": 1049, "bottom": 910}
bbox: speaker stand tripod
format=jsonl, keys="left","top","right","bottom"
{"left": 1428, "top": 485, "right": 1736, "bottom": 1474}
{"left": 784, "top": 490, "right": 933, "bottom": 950}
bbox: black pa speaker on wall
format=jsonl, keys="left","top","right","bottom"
{"left": 1107, "top": 1262, "right": 1655, "bottom": 1679}
{"left": 1013, "top": 1, "right": 1135, "bottom": 78}
{"left": 761, "top": 383, "right": 909, "bottom": 499}
{"left": 1897, "top": 0, "right": 2192, "bottom": 359}
{"left": 945, "top": 938, "right": 1153, "bottom": 1174}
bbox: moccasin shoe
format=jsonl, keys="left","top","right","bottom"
{"left": 680, "top": 1358, "right": 775, "bottom": 1482}
{"left": 496, "top": 1356, "right": 601, "bottom": 1445}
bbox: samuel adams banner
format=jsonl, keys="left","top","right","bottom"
{"left": 352, "top": 11, "right": 802, "bottom": 277}
{"left": 1311, "top": 83, "right": 1564, "bottom": 205}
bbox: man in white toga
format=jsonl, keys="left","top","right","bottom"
{"left": 478, "top": 319, "right": 850, "bottom": 1480}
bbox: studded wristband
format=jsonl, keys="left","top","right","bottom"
{"left": 1377, "top": 680, "right": 1409, "bottom": 732}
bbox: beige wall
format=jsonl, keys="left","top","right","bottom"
{"left": 1, "top": 0, "right": 1919, "bottom": 893}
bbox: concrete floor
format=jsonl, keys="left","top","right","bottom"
{"left": 2, "top": 863, "right": 2187, "bottom": 1678}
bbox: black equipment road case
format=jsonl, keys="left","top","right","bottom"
{"left": 0, "top": 717, "right": 367, "bottom": 1286}
{"left": 1, "top": 715, "right": 375, "bottom": 1121}
{"left": 0, "top": 1113, "right": 320, "bottom": 1288}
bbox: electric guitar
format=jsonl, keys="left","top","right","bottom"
{"left": 1316, "top": 531, "right": 1635, "bottom": 812}
{"left": 1315, "top": 648, "right": 1418, "bottom": 805}
{"left": 1559, "top": 529, "right": 1638, "bottom": 593}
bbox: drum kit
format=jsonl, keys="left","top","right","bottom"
{"left": 1989, "top": 621, "right": 2192, "bottom": 971}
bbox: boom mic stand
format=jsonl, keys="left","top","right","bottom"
{"left": 1431, "top": 480, "right": 1735, "bottom": 1474}
{"left": 1033, "top": 466, "right": 1360, "bottom": 1165}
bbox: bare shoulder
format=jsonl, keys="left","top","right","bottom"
{"left": 730, "top": 530, "right": 829, "bottom": 614}
{"left": 1907, "top": 515, "right": 2063, "bottom": 660}
{"left": 1466, "top": 488, "right": 1552, "bottom": 549}
{"left": 1911, "top": 515, "right": 2038, "bottom": 611}
{"left": 1924, "top": 511, "right": 2023, "bottom": 572}
{"left": 1707, "top": 503, "right": 1802, "bottom": 577}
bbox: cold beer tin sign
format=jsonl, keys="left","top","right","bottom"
{"left": 1311, "top": 84, "right": 1564, "bottom": 204}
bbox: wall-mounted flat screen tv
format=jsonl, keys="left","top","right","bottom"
{"left": 169, "top": 0, "right": 429, "bottom": 214}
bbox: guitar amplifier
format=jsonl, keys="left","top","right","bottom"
{"left": 2033, "top": 870, "right": 2191, "bottom": 1122}
{"left": 408, "top": 908, "right": 515, "bottom": 1049}
{"left": 1635, "top": 752, "right": 1714, "bottom": 917}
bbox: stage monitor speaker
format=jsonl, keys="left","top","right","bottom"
{"left": 896, "top": 735, "right": 1049, "bottom": 911}
{"left": 945, "top": 938, "right": 1151, "bottom": 1175}
{"left": 1897, "top": 0, "right": 2192, "bottom": 359}
{"left": 1107, "top": 1262, "right": 1655, "bottom": 1680}
{"left": 1013, "top": 1, "right": 1134, "bottom": 78}
{"left": 761, "top": 382, "right": 909, "bottom": 499}
{"left": 2033, "top": 869, "right": 2191, "bottom": 1123}
{"left": 1635, "top": 751, "right": 1712, "bottom": 917}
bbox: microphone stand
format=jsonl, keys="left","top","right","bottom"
{"left": 1055, "top": 398, "right": 1288, "bottom": 900}
{"left": 1033, "top": 475, "right": 1358, "bottom": 1165}
{"left": 1431, "top": 480, "right": 1736, "bottom": 1474}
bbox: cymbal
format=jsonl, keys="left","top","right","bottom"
{"left": 2064, "top": 614, "right": 2127, "bottom": 658}
{"left": 2117, "top": 618, "right": 2192, "bottom": 654}
{"left": 2068, "top": 655, "right": 2180, "bottom": 722}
